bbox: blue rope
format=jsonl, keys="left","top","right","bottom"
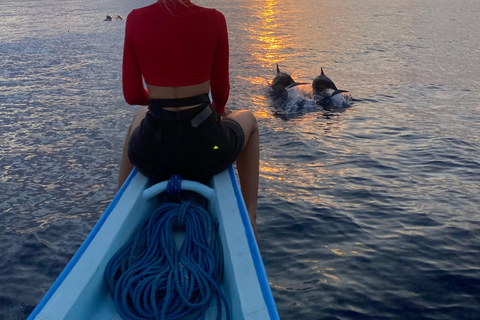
{"left": 104, "top": 190, "right": 229, "bottom": 320}
{"left": 166, "top": 174, "right": 182, "bottom": 201}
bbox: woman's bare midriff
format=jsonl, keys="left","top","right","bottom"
{"left": 147, "top": 81, "right": 210, "bottom": 111}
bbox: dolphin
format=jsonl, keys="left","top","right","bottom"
{"left": 312, "top": 68, "right": 348, "bottom": 97}
{"left": 271, "top": 64, "right": 308, "bottom": 94}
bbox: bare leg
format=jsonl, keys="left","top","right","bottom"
{"left": 118, "top": 107, "right": 149, "bottom": 189}
{"left": 223, "top": 110, "right": 259, "bottom": 240}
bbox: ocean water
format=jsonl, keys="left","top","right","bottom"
{"left": 1, "top": 0, "right": 480, "bottom": 319}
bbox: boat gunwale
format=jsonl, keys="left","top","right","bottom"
{"left": 227, "top": 166, "right": 279, "bottom": 320}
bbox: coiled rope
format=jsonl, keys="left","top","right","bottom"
{"left": 104, "top": 175, "right": 230, "bottom": 320}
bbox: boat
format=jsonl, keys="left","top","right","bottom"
{"left": 28, "top": 166, "right": 279, "bottom": 319}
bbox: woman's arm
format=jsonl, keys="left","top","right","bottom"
{"left": 122, "top": 15, "right": 149, "bottom": 106}
{"left": 210, "top": 11, "right": 230, "bottom": 115}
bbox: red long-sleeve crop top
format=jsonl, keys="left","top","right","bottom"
{"left": 122, "top": 0, "right": 230, "bottom": 114}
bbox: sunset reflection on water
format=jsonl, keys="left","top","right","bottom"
{"left": 249, "top": 0, "right": 289, "bottom": 66}
{"left": 236, "top": 1, "right": 354, "bottom": 200}
{"left": 238, "top": 0, "right": 288, "bottom": 119}
{"left": 252, "top": 0, "right": 281, "bottom": 65}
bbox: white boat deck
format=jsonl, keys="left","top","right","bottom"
{"left": 29, "top": 167, "right": 279, "bottom": 320}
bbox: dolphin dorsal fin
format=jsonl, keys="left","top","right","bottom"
{"left": 321, "top": 68, "right": 325, "bottom": 76}
{"left": 276, "top": 64, "right": 280, "bottom": 74}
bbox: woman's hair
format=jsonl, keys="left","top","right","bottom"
{"left": 157, "top": 0, "right": 189, "bottom": 7}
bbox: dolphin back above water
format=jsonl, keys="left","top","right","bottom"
{"left": 312, "top": 68, "right": 351, "bottom": 110}
{"left": 271, "top": 64, "right": 308, "bottom": 93}
{"left": 269, "top": 64, "right": 352, "bottom": 114}
{"left": 312, "top": 68, "right": 348, "bottom": 97}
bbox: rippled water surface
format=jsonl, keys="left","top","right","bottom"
{"left": 1, "top": 0, "right": 479, "bottom": 319}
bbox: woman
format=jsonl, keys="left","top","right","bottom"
{"left": 118, "top": 0, "right": 259, "bottom": 236}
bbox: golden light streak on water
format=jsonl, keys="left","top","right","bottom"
{"left": 261, "top": 165, "right": 280, "bottom": 173}
{"left": 226, "top": 71, "right": 274, "bottom": 122}
{"left": 236, "top": 76, "right": 271, "bottom": 86}
{"left": 260, "top": 162, "right": 284, "bottom": 181}
{"left": 250, "top": 93, "right": 274, "bottom": 119}
{"left": 254, "top": 109, "right": 271, "bottom": 119}
{"left": 248, "top": 0, "right": 288, "bottom": 66}
{"left": 260, "top": 174, "right": 281, "bottom": 181}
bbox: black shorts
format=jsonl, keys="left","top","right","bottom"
{"left": 128, "top": 96, "right": 245, "bottom": 183}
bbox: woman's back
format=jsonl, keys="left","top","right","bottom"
{"left": 123, "top": 0, "right": 229, "bottom": 112}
